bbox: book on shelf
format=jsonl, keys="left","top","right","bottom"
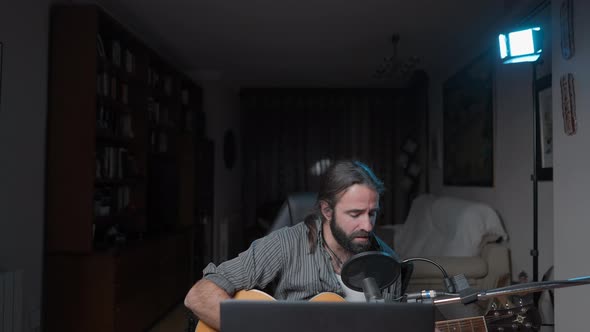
{"left": 96, "top": 33, "right": 106, "bottom": 58}
{"left": 96, "top": 146, "right": 135, "bottom": 180}
{"left": 124, "top": 49, "right": 135, "bottom": 74}
{"left": 111, "top": 40, "right": 121, "bottom": 67}
{"left": 164, "top": 76, "right": 173, "bottom": 96}
{"left": 110, "top": 76, "right": 118, "bottom": 100}
{"left": 93, "top": 185, "right": 132, "bottom": 217}
{"left": 121, "top": 83, "right": 128, "bottom": 104}
{"left": 120, "top": 113, "right": 134, "bottom": 138}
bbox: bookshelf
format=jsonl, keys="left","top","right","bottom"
{"left": 45, "top": 5, "right": 206, "bottom": 331}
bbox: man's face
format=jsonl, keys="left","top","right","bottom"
{"left": 328, "top": 184, "right": 379, "bottom": 254}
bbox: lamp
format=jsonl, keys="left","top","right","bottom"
{"left": 498, "top": 26, "right": 543, "bottom": 282}
{"left": 498, "top": 27, "right": 543, "bottom": 64}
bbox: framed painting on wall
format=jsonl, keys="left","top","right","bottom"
{"left": 535, "top": 74, "right": 553, "bottom": 181}
{"left": 443, "top": 51, "right": 494, "bottom": 186}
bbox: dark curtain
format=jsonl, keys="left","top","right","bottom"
{"left": 241, "top": 85, "right": 427, "bottom": 238}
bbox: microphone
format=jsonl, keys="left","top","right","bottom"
{"left": 361, "top": 277, "right": 385, "bottom": 303}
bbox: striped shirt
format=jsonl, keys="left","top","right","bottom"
{"left": 203, "top": 218, "right": 402, "bottom": 301}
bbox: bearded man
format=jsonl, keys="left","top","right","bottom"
{"left": 185, "top": 160, "right": 404, "bottom": 330}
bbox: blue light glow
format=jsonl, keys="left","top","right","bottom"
{"left": 498, "top": 34, "right": 508, "bottom": 59}
{"left": 503, "top": 54, "right": 541, "bottom": 64}
{"left": 508, "top": 29, "right": 535, "bottom": 56}
{"left": 498, "top": 27, "right": 542, "bottom": 64}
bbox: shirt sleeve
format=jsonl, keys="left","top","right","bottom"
{"left": 202, "top": 230, "right": 286, "bottom": 296}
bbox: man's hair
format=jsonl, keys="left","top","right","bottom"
{"left": 304, "top": 160, "right": 385, "bottom": 252}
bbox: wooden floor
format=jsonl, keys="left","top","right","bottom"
{"left": 148, "top": 303, "right": 192, "bottom": 332}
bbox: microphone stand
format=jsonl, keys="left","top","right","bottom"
{"left": 433, "top": 276, "right": 590, "bottom": 306}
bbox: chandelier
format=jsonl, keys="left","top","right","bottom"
{"left": 373, "top": 34, "right": 420, "bottom": 81}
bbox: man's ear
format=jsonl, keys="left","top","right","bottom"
{"left": 319, "top": 201, "right": 333, "bottom": 221}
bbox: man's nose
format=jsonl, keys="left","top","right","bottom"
{"left": 359, "top": 214, "right": 374, "bottom": 232}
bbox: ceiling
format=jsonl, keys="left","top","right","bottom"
{"left": 92, "top": 0, "right": 534, "bottom": 87}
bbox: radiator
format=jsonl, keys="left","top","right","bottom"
{"left": 0, "top": 269, "right": 23, "bottom": 332}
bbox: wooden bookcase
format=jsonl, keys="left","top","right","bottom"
{"left": 45, "top": 5, "right": 206, "bottom": 331}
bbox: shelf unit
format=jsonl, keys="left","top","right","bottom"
{"left": 45, "top": 5, "right": 207, "bottom": 331}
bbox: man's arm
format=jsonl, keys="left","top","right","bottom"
{"left": 185, "top": 229, "right": 287, "bottom": 329}
{"left": 184, "top": 278, "right": 230, "bottom": 330}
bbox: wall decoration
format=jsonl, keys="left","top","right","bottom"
{"left": 560, "top": 73, "right": 577, "bottom": 135}
{"left": 443, "top": 51, "right": 494, "bottom": 186}
{"left": 535, "top": 75, "right": 553, "bottom": 181}
{"left": 560, "top": 0, "right": 575, "bottom": 60}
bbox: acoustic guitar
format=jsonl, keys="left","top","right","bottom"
{"left": 195, "top": 290, "right": 540, "bottom": 332}
{"left": 195, "top": 289, "right": 345, "bottom": 332}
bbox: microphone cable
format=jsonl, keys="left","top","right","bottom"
{"left": 402, "top": 257, "right": 456, "bottom": 293}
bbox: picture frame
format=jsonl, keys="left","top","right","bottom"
{"left": 535, "top": 74, "right": 553, "bottom": 181}
{"left": 443, "top": 51, "right": 494, "bottom": 186}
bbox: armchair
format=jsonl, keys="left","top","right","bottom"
{"left": 390, "top": 194, "right": 511, "bottom": 293}
{"left": 267, "top": 192, "right": 317, "bottom": 234}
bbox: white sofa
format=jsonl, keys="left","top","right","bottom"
{"left": 388, "top": 194, "right": 511, "bottom": 293}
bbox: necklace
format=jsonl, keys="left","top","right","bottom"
{"left": 323, "top": 237, "right": 344, "bottom": 267}
{"left": 326, "top": 244, "right": 344, "bottom": 267}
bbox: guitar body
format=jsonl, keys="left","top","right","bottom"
{"left": 233, "top": 289, "right": 276, "bottom": 301}
{"left": 195, "top": 290, "right": 346, "bottom": 332}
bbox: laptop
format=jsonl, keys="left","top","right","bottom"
{"left": 221, "top": 300, "right": 434, "bottom": 332}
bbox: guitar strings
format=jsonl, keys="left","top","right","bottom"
{"left": 435, "top": 317, "right": 486, "bottom": 330}
{"left": 436, "top": 320, "right": 487, "bottom": 331}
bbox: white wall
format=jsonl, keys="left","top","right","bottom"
{"left": 428, "top": 2, "right": 554, "bottom": 282}
{"left": 0, "top": 1, "right": 51, "bottom": 331}
{"left": 192, "top": 74, "right": 242, "bottom": 263}
{"left": 552, "top": 0, "right": 590, "bottom": 330}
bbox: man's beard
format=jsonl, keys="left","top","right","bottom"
{"left": 330, "top": 216, "right": 372, "bottom": 254}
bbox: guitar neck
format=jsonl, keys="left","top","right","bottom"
{"left": 435, "top": 316, "right": 488, "bottom": 332}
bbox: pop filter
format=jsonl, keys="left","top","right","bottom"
{"left": 341, "top": 251, "right": 401, "bottom": 302}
